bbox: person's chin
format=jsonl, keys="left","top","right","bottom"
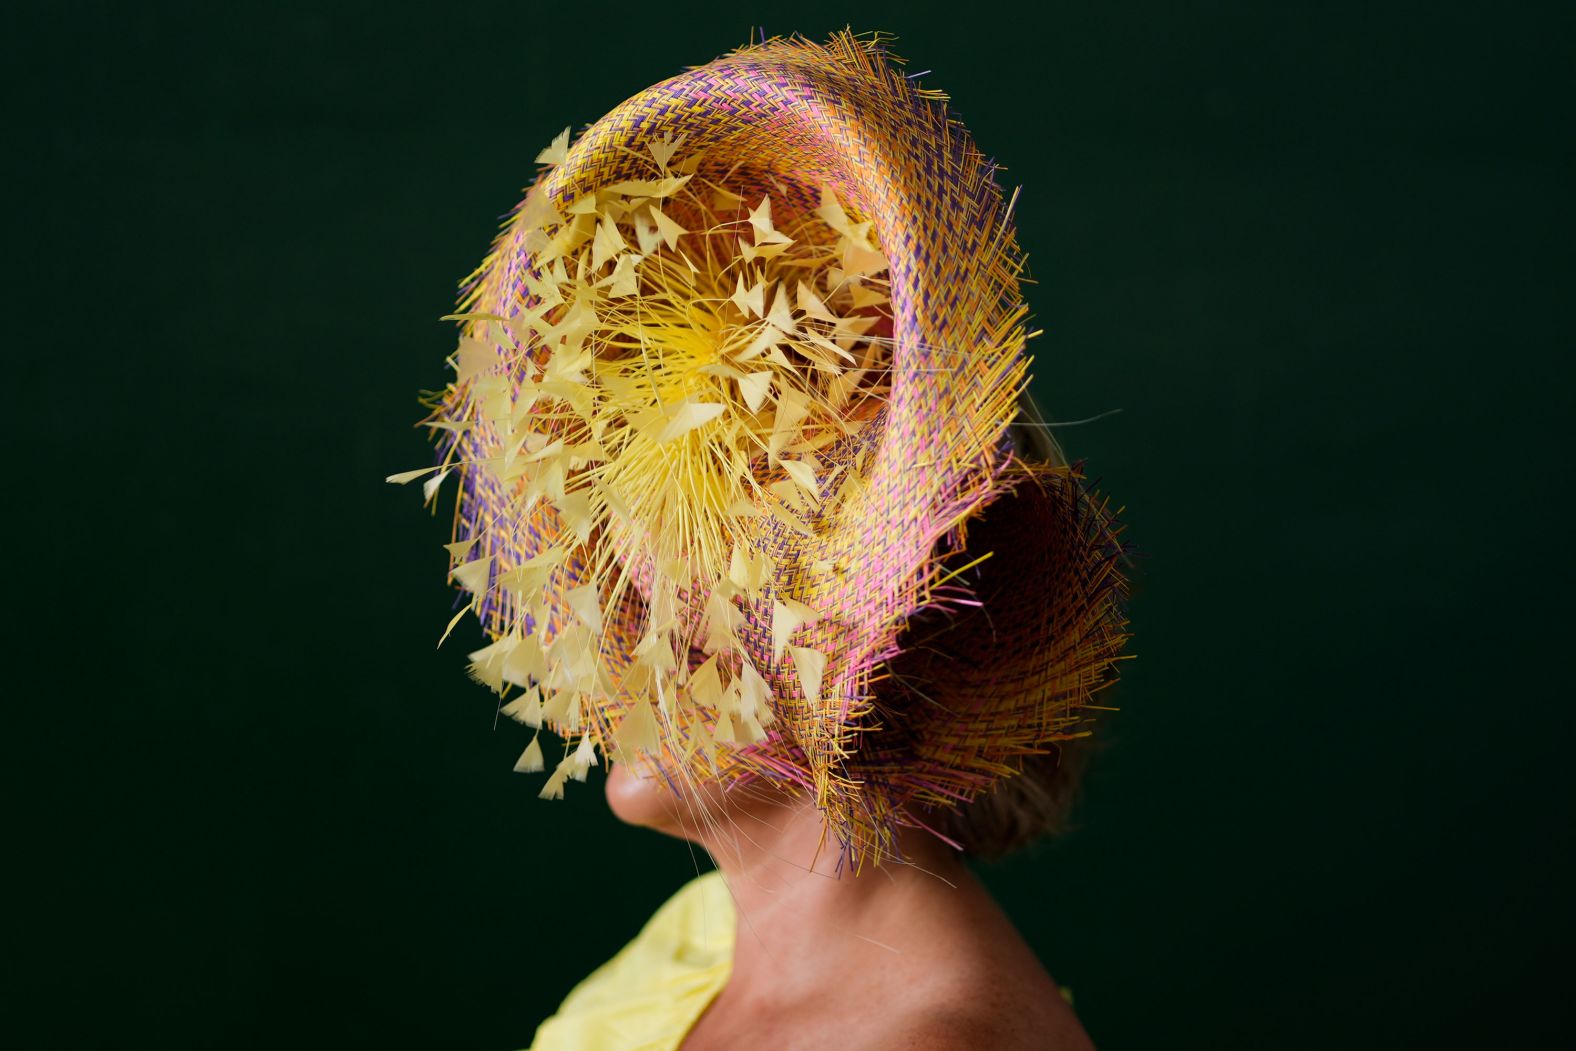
{"left": 605, "top": 761, "right": 683, "bottom": 834}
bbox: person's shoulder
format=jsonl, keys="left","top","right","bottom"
{"left": 879, "top": 1002, "right": 1095, "bottom": 1050}
{"left": 862, "top": 955, "right": 1094, "bottom": 1051}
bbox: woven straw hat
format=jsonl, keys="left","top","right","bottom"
{"left": 393, "top": 30, "right": 1130, "bottom": 865}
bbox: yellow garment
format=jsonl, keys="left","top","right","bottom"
{"left": 527, "top": 871, "right": 734, "bottom": 1051}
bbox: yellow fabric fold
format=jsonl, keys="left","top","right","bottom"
{"left": 527, "top": 871, "right": 734, "bottom": 1051}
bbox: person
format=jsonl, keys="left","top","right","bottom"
{"left": 392, "top": 28, "right": 1131, "bottom": 1051}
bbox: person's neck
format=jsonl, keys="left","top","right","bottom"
{"left": 695, "top": 791, "right": 975, "bottom": 1006}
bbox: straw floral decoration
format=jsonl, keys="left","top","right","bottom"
{"left": 390, "top": 31, "right": 1131, "bottom": 866}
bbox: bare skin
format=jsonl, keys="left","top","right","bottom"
{"left": 605, "top": 762, "right": 1096, "bottom": 1050}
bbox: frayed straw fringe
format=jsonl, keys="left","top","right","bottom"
{"left": 391, "top": 29, "right": 1131, "bottom": 867}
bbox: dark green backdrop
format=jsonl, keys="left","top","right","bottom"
{"left": 8, "top": 3, "right": 1570, "bottom": 1047}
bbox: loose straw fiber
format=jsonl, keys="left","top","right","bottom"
{"left": 392, "top": 30, "right": 1131, "bottom": 866}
